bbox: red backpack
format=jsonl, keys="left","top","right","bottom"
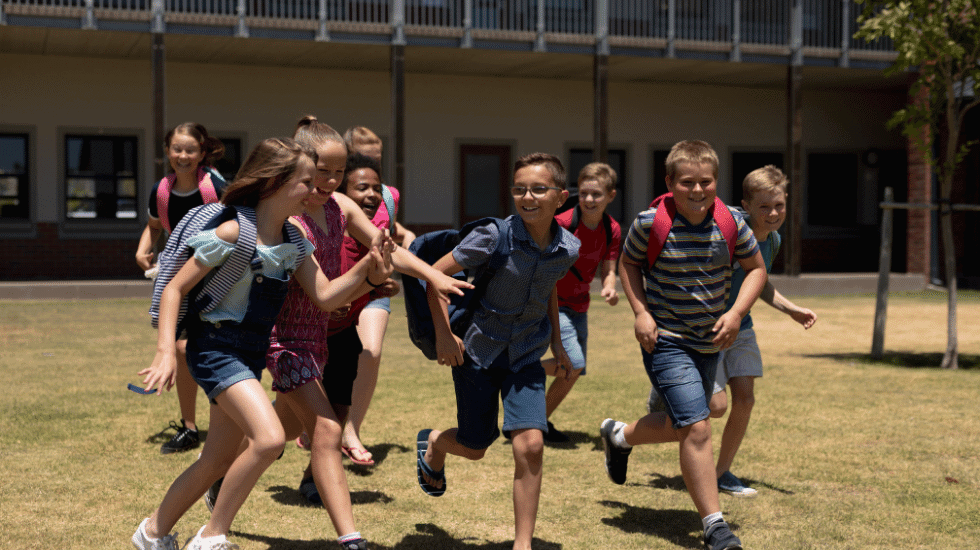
{"left": 156, "top": 167, "right": 221, "bottom": 233}
{"left": 646, "top": 193, "right": 738, "bottom": 268}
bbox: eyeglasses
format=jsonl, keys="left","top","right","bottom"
{"left": 510, "top": 186, "right": 562, "bottom": 199}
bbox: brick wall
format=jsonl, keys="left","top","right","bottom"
{"left": 906, "top": 88, "right": 931, "bottom": 276}
{"left": 3, "top": 223, "right": 143, "bottom": 280}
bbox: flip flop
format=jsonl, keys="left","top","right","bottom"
{"left": 341, "top": 445, "right": 376, "bottom": 466}
{"left": 416, "top": 429, "right": 446, "bottom": 497}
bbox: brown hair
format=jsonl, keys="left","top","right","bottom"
{"left": 165, "top": 122, "right": 224, "bottom": 166}
{"left": 221, "top": 138, "right": 316, "bottom": 208}
{"left": 664, "top": 140, "right": 719, "bottom": 180}
{"left": 514, "top": 152, "right": 567, "bottom": 189}
{"left": 293, "top": 115, "right": 346, "bottom": 153}
{"left": 742, "top": 165, "right": 788, "bottom": 202}
{"left": 577, "top": 162, "right": 617, "bottom": 193}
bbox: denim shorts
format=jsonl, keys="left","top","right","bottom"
{"left": 186, "top": 321, "right": 267, "bottom": 403}
{"left": 363, "top": 295, "right": 391, "bottom": 313}
{"left": 452, "top": 353, "right": 547, "bottom": 450}
{"left": 643, "top": 339, "right": 719, "bottom": 429}
{"left": 322, "top": 324, "right": 363, "bottom": 406}
{"left": 714, "top": 327, "right": 763, "bottom": 393}
{"left": 557, "top": 307, "right": 588, "bottom": 373}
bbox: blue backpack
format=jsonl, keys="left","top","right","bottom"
{"left": 149, "top": 203, "right": 301, "bottom": 330}
{"left": 402, "top": 217, "right": 512, "bottom": 361}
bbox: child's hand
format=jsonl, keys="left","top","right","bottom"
{"left": 711, "top": 311, "right": 742, "bottom": 349}
{"left": 634, "top": 311, "right": 658, "bottom": 353}
{"left": 436, "top": 333, "right": 466, "bottom": 368}
{"left": 136, "top": 251, "right": 155, "bottom": 272}
{"left": 792, "top": 307, "right": 818, "bottom": 329}
{"left": 428, "top": 271, "right": 474, "bottom": 299}
{"left": 138, "top": 350, "right": 177, "bottom": 395}
{"left": 553, "top": 346, "right": 574, "bottom": 381}
{"left": 601, "top": 287, "right": 619, "bottom": 306}
{"left": 366, "top": 244, "right": 395, "bottom": 284}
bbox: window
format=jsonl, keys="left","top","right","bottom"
{"left": 0, "top": 133, "right": 29, "bottom": 219}
{"left": 213, "top": 136, "right": 243, "bottom": 182}
{"left": 731, "top": 151, "right": 784, "bottom": 206}
{"left": 807, "top": 152, "right": 858, "bottom": 227}
{"left": 652, "top": 149, "right": 669, "bottom": 199}
{"left": 567, "top": 148, "right": 628, "bottom": 223}
{"left": 459, "top": 144, "right": 511, "bottom": 225}
{"left": 65, "top": 134, "right": 139, "bottom": 220}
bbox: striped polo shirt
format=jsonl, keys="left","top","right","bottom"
{"left": 622, "top": 206, "right": 759, "bottom": 354}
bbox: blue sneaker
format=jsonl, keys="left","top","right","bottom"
{"left": 703, "top": 520, "right": 742, "bottom": 550}
{"left": 717, "top": 471, "right": 757, "bottom": 498}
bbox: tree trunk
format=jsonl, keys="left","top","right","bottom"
{"left": 939, "top": 198, "right": 959, "bottom": 369}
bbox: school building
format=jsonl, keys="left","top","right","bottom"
{"left": 0, "top": 0, "right": 974, "bottom": 285}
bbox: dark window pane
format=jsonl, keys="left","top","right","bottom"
{"left": 808, "top": 152, "right": 858, "bottom": 227}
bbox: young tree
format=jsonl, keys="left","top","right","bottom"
{"left": 856, "top": 0, "right": 980, "bottom": 369}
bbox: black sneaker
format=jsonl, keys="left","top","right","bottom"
{"left": 543, "top": 420, "right": 570, "bottom": 443}
{"left": 703, "top": 521, "right": 742, "bottom": 550}
{"left": 599, "top": 418, "right": 632, "bottom": 485}
{"left": 160, "top": 420, "right": 200, "bottom": 455}
{"left": 204, "top": 477, "right": 222, "bottom": 512}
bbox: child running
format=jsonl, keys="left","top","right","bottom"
{"left": 416, "top": 153, "right": 580, "bottom": 550}
{"left": 537, "top": 162, "right": 621, "bottom": 442}
{"left": 600, "top": 140, "right": 766, "bottom": 550}
{"left": 132, "top": 137, "right": 393, "bottom": 550}
{"left": 136, "top": 122, "right": 227, "bottom": 455}
{"left": 340, "top": 125, "right": 415, "bottom": 465}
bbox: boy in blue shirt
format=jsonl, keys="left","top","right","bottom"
{"left": 416, "top": 153, "right": 579, "bottom": 550}
{"left": 601, "top": 140, "right": 766, "bottom": 550}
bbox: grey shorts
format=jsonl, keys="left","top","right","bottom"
{"left": 714, "top": 327, "right": 763, "bottom": 393}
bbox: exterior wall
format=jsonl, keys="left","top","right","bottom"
{"left": 0, "top": 51, "right": 909, "bottom": 280}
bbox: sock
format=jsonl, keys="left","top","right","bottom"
{"left": 611, "top": 422, "right": 632, "bottom": 449}
{"left": 702, "top": 512, "right": 724, "bottom": 531}
{"left": 338, "top": 532, "right": 363, "bottom": 544}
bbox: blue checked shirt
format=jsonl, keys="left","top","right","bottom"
{"left": 452, "top": 215, "right": 580, "bottom": 371}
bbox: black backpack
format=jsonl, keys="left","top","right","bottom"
{"left": 402, "top": 217, "right": 512, "bottom": 361}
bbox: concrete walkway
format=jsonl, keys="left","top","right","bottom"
{"left": 0, "top": 273, "right": 927, "bottom": 300}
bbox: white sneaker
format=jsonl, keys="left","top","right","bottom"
{"left": 131, "top": 518, "right": 179, "bottom": 550}
{"left": 184, "top": 526, "right": 241, "bottom": 550}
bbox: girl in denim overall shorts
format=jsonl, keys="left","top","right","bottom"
{"left": 132, "top": 137, "right": 393, "bottom": 550}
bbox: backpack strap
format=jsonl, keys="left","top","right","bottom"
{"left": 380, "top": 184, "right": 397, "bottom": 226}
{"left": 466, "top": 218, "right": 512, "bottom": 309}
{"left": 646, "top": 193, "right": 676, "bottom": 269}
{"left": 156, "top": 174, "right": 175, "bottom": 233}
{"left": 198, "top": 167, "right": 220, "bottom": 204}
{"left": 192, "top": 206, "right": 258, "bottom": 314}
{"left": 713, "top": 198, "right": 738, "bottom": 265}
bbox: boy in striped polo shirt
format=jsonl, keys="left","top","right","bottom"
{"left": 600, "top": 140, "right": 766, "bottom": 550}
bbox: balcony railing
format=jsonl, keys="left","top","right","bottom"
{"left": 0, "top": 0, "right": 895, "bottom": 62}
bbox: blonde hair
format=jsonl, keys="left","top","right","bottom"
{"left": 664, "top": 140, "right": 719, "bottom": 180}
{"left": 343, "top": 126, "right": 382, "bottom": 159}
{"left": 577, "top": 162, "right": 617, "bottom": 193}
{"left": 742, "top": 165, "right": 788, "bottom": 202}
{"left": 293, "top": 115, "right": 345, "bottom": 152}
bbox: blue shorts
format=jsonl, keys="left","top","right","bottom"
{"left": 452, "top": 353, "right": 547, "bottom": 450}
{"left": 557, "top": 307, "right": 588, "bottom": 373}
{"left": 364, "top": 295, "right": 391, "bottom": 313}
{"left": 643, "top": 339, "right": 718, "bottom": 429}
{"left": 186, "top": 321, "right": 266, "bottom": 403}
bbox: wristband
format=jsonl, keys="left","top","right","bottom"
{"left": 366, "top": 276, "right": 384, "bottom": 288}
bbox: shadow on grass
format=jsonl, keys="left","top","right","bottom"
{"left": 232, "top": 523, "right": 562, "bottom": 549}
{"left": 266, "top": 484, "right": 394, "bottom": 508}
{"left": 345, "top": 442, "right": 412, "bottom": 476}
{"left": 144, "top": 424, "right": 208, "bottom": 447}
{"left": 641, "top": 472, "right": 794, "bottom": 495}
{"left": 805, "top": 351, "right": 980, "bottom": 370}
{"left": 498, "top": 430, "right": 602, "bottom": 450}
{"left": 599, "top": 500, "right": 714, "bottom": 549}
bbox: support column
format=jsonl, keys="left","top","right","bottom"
{"left": 593, "top": 0, "right": 608, "bottom": 163}
{"left": 390, "top": 44, "right": 406, "bottom": 213}
{"left": 785, "top": 0, "right": 803, "bottom": 276}
{"left": 152, "top": 32, "right": 166, "bottom": 182}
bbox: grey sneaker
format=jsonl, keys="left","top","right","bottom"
{"left": 204, "top": 477, "right": 223, "bottom": 512}
{"left": 159, "top": 420, "right": 200, "bottom": 455}
{"left": 647, "top": 386, "right": 665, "bottom": 413}
{"left": 132, "top": 518, "right": 179, "bottom": 550}
{"left": 600, "top": 418, "right": 632, "bottom": 485}
{"left": 703, "top": 520, "right": 742, "bottom": 550}
{"left": 718, "top": 471, "right": 757, "bottom": 497}
{"left": 184, "top": 526, "right": 240, "bottom": 550}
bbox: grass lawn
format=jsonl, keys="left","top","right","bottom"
{"left": 0, "top": 290, "right": 978, "bottom": 549}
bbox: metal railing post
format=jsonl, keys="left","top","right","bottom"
{"left": 595, "top": 0, "right": 608, "bottom": 56}
{"left": 83, "top": 0, "right": 96, "bottom": 29}
{"left": 840, "top": 0, "right": 850, "bottom": 68}
{"left": 461, "top": 0, "right": 472, "bottom": 48}
{"left": 236, "top": 0, "right": 248, "bottom": 38}
{"left": 731, "top": 0, "right": 741, "bottom": 62}
{"left": 316, "top": 0, "right": 329, "bottom": 41}
{"left": 151, "top": 0, "right": 165, "bottom": 34}
{"left": 1, "top": 1, "right": 8, "bottom": 26}
{"left": 790, "top": 0, "right": 802, "bottom": 66}
{"left": 392, "top": 0, "right": 406, "bottom": 46}
{"left": 666, "top": 0, "right": 675, "bottom": 58}
{"left": 534, "top": 0, "right": 546, "bottom": 52}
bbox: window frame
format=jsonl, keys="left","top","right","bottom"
{"left": 565, "top": 143, "right": 631, "bottom": 225}
{"left": 0, "top": 126, "right": 36, "bottom": 236}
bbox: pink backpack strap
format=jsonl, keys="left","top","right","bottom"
{"left": 646, "top": 193, "right": 675, "bottom": 269}
{"left": 197, "top": 167, "right": 219, "bottom": 204}
{"left": 711, "top": 197, "right": 738, "bottom": 264}
{"left": 156, "top": 174, "right": 176, "bottom": 233}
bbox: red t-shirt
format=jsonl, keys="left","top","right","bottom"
{"left": 555, "top": 208, "right": 621, "bottom": 313}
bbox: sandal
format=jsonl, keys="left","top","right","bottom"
{"left": 416, "top": 429, "right": 446, "bottom": 497}
{"left": 341, "top": 445, "right": 375, "bottom": 466}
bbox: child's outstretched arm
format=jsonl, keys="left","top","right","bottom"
{"left": 599, "top": 258, "right": 619, "bottom": 306}
{"left": 294, "top": 241, "right": 393, "bottom": 312}
{"left": 620, "top": 255, "right": 657, "bottom": 353}
{"left": 548, "top": 286, "right": 574, "bottom": 380}
{"left": 337, "top": 193, "right": 472, "bottom": 299}
{"left": 426, "top": 251, "right": 468, "bottom": 367}
{"left": 712, "top": 251, "right": 767, "bottom": 349}
{"left": 760, "top": 282, "right": 817, "bottom": 329}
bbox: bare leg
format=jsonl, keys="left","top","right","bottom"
{"left": 175, "top": 339, "right": 197, "bottom": 431}
{"left": 343, "top": 308, "right": 389, "bottom": 462}
{"left": 708, "top": 388, "right": 727, "bottom": 419}
{"left": 510, "top": 428, "right": 543, "bottom": 550}
{"left": 420, "top": 428, "right": 486, "bottom": 490}
{"left": 676, "top": 419, "right": 721, "bottom": 518}
{"left": 715, "top": 376, "right": 755, "bottom": 476}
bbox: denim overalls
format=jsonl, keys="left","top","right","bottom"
{"left": 186, "top": 259, "right": 292, "bottom": 403}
